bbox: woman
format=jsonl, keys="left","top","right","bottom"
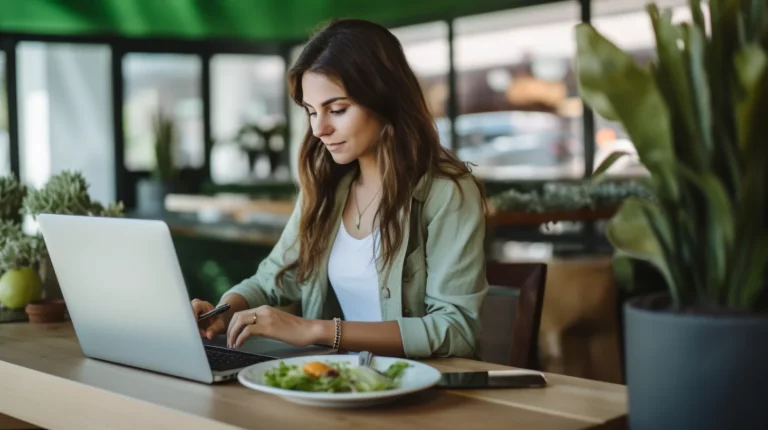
{"left": 192, "top": 18, "right": 488, "bottom": 359}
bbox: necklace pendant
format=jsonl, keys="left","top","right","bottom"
{"left": 356, "top": 216, "right": 361, "bottom": 230}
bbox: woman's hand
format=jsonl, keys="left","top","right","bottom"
{"left": 191, "top": 298, "right": 230, "bottom": 340}
{"left": 226, "top": 305, "right": 329, "bottom": 349}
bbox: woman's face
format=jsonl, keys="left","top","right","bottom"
{"left": 301, "top": 72, "right": 383, "bottom": 165}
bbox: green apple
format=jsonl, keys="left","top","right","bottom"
{"left": 0, "top": 267, "right": 43, "bottom": 309}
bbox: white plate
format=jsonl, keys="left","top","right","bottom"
{"left": 237, "top": 354, "right": 442, "bottom": 408}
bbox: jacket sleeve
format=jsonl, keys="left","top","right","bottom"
{"left": 219, "top": 194, "right": 303, "bottom": 309}
{"left": 396, "top": 176, "right": 489, "bottom": 358}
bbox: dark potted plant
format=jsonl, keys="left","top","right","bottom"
{"left": 136, "top": 109, "right": 177, "bottom": 213}
{"left": 235, "top": 120, "right": 288, "bottom": 178}
{"left": 576, "top": 1, "right": 767, "bottom": 429}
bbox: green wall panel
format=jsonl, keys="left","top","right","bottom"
{"left": 0, "top": 0, "right": 562, "bottom": 41}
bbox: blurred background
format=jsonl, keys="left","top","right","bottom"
{"left": 0, "top": 0, "right": 695, "bottom": 384}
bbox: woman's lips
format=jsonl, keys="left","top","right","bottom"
{"left": 325, "top": 141, "right": 346, "bottom": 152}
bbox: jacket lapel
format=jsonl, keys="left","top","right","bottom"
{"left": 378, "top": 172, "right": 432, "bottom": 320}
{"left": 313, "top": 171, "right": 355, "bottom": 319}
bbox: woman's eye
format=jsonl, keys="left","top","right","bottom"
{"left": 306, "top": 111, "right": 317, "bottom": 117}
{"left": 330, "top": 108, "right": 347, "bottom": 116}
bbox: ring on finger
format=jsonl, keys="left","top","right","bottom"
{"left": 252, "top": 315, "right": 257, "bottom": 325}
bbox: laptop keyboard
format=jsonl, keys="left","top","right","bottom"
{"left": 205, "top": 346, "right": 273, "bottom": 372}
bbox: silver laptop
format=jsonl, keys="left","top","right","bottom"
{"left": 37, "top": 213, "right": 333, "bottom": 384}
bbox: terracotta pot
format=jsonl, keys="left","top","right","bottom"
{"left": 25, "top": 299, "right": 67, "bottom": 324}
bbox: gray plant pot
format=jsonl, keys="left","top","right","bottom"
{"left": 625, "top": 293, "right": 768, "bottom": 430}
{"left": 136, "top": 179, "right": 171, "bottom": 215}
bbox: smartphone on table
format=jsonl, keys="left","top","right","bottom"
{"left": 435, "top": 369, "right": 548, "bottom": 389}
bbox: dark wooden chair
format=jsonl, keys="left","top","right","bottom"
{"left": 478, "top": 262, "right": 547, "bottom": 370}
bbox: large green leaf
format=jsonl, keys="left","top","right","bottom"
{"left": 741, "top": 0, "right": 766, "bottom": 44}
{"left": 739, "top": 236, "right": 768, "bottom": 310}
{"left": 732, "top": 42, "right": 768, "bottom": 310}
{"left": 689, "top": 0, "right": 706, "bottom": 33}
{"left": 737, "top": 8, "right": 748, "bottom": 46}
{"left": 672, "top": 204, "right": 701, "bottom": 297}
{"left": 575, "top": 23, "right": 678, "bottom": 201}
{"left": 612, "top": 251, "right": 636, "bottom": 293}
{"left": 761, "top": 0, "right": 768, "bottom": 50}
{"left": 678, "top": 166, "right": 735, "bottom": 301}
{"left": 710, "top": 123, "right": 742, "bottom": 204}
{"left": 685, "top": 24, "right": 715, "bottom": 156}
{"left": 734, "top": 44, "right": 768, "bottom": 151}
{"left": 734, "top": 45, "right": 768, "bottom": 218}
{"left": 592, "top": 151, "right": 633, "bottom": 178}
{"left": 640, "top": 202, "right": 686, "bottom": 299}
{"left": 577, "top": 87, "right": 619, "bottom": 122}
{"left": 606, "top": 197, "right": 680, "bottom": 304}
{"left": 708, "top": 0, "right": 742, "bottom": 173}
{"left": 746, "top": 0, "right": 764, "bottom": 42}
{"left": 648, "top": 6, "right": 707, "bottom": 170}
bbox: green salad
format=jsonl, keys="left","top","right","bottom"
{"left": 263, "top": 360, "right": 411, "bottom": 393}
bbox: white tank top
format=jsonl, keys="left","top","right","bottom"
{"left": 327, "top": 219, "right": 382, "bottom": 322}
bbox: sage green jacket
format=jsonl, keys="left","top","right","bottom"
{"left": 220, "top": 169, "right": 488, "bottom": 358}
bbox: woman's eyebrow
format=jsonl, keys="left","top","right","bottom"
{"left": 302, "top": 96, "right": 349, "bottom": 109}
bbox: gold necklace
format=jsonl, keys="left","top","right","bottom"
{"left": 354, "top": 184, "right": 381, "bottom": 230}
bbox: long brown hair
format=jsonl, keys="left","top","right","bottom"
{"left": 276, "top": 18, "right": 485, "bottom": 286}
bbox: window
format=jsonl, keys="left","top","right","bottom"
{"left": 454, "top": 2, "right": 584, "bottom": 180}
{"left": 123, "top": 54, "right": 204, "bottom": 172}
{"left": 16, "top": 42, "right": 114, "bottom": 202}
{"left": 0, "top": 51, "right": 9, "bottom": 176}
{"left": 391, "top": 21, "right": 451, "bottom": 147}
{"left": 209, "top": 54, "right": 286, "bottom": 183}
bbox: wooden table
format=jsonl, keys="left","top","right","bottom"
{"left": 0, "top": 323, "right": 627, "bottom": 430}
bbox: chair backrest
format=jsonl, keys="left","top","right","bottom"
{"left": 478, "top": 262, "right": 547, "bottom": 370}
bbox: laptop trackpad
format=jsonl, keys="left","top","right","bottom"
{"left": 202, "top": 334, "right": 337, "bottom": 358}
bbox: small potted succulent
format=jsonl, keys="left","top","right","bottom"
{"left": 0, "top": 221, "right": 49, "bottom": 320}
{"left": 1, "top": 171, "right": 123, "bottom": 322}
{"left": 0, "top": 173, "right": 26, "bottom": 225}
{"left": 23, "top": 170, "right": 124, "bottom": 303}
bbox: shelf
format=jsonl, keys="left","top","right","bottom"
{"left": 488, "top": 206, "right": 618, "bottom": 226}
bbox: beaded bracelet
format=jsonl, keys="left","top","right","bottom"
{"left": 332, "top": 317, "right": 342, "bottom": 349}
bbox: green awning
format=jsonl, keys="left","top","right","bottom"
{"left": 0, "top": 0, "right": 562, "bottom": 42}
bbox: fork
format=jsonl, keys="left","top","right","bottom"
{"left": 358, "top": 350, "right": 374, "bottom": 367}
{"left": 358, "top": 350, "right": 388, "bottom": 376}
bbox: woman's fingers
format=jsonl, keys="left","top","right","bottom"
{"left": 205, "top": 317, "right": 226, "bottom": 340}
{"left": 227, "top": 311, "right": 252, "bottom": 348}
{"left": 191, "top": 299, "right": 214, "bottom": 336}
{"left": 234, "top": 322, "right": 261, "bottom": 348}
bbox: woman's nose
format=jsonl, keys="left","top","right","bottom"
{"left": 312, "top": 114, "right": 333, "bottom": 138}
